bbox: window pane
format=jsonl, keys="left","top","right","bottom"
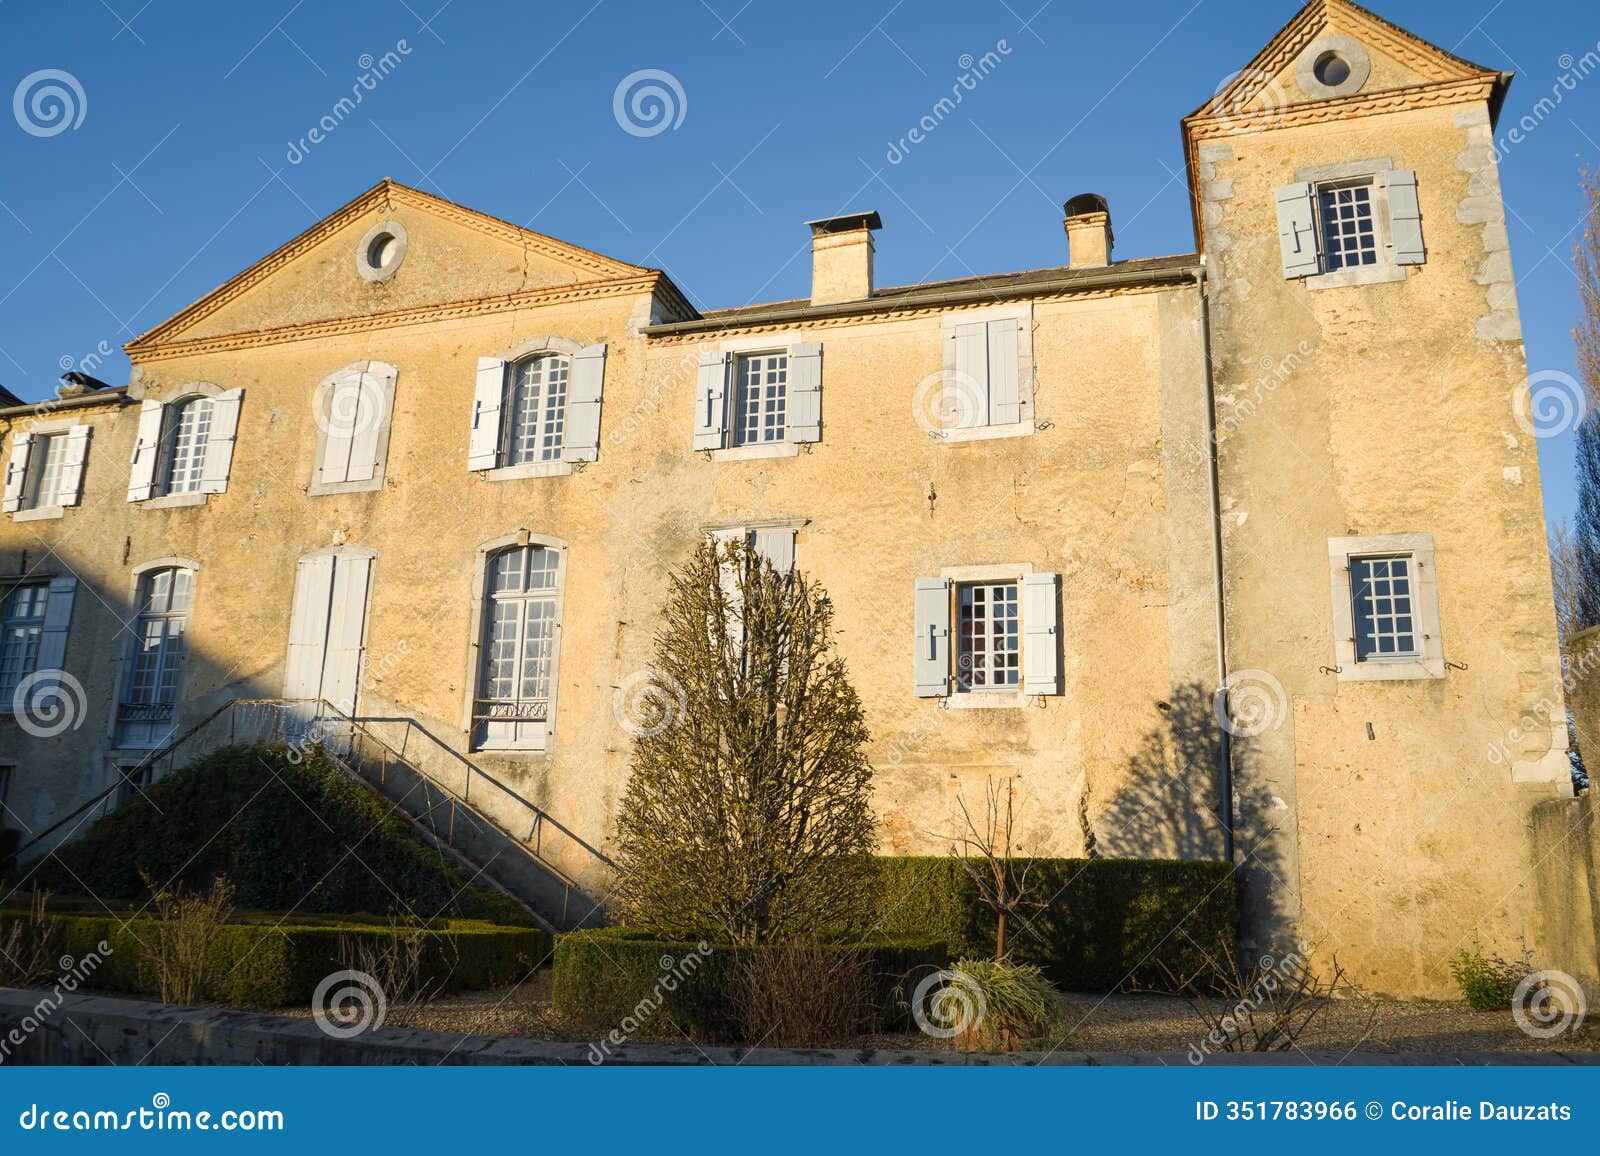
{"left": 161, "top": 399, "right": 214, "bottom": 495}
{"left": 477, "top": 545, "right": 562, "bottom": 742}
{"left": 956, "top": 581, "right": 1020, "bottom": 691}
{"left": 732, "top": 352, "right": 788, "bottom": 446}
{"left": 503, "top": 356, "right": 570, "bottom": 466}
{"left": 0, "top": 584, "right": 50, "bottom": 699}
{"left": 1351, "top": 555, "right": 1420, "bottom": 661}
{"left": 1318, "top": 182, "right": 1379, "bottom": 272}
{"left": 24, "top": 434, "right": 66, "bottom": 509}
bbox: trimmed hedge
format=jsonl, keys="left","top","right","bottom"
{"left": 876, "top": 857, "right": 1237, "bottom": 993}
{"left": 5, "top": 911, "right": 549, "bottom": 1008}
{"left": 552, "top": 926, "right": 949, "bottom": 1042}
{"left": 18, "top": 744, "right": 529, "bottom": 924}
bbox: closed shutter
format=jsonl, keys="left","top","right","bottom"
{"left": 562, "top": 343, "right": 607, "bottom": 463}
{"left": 34, "top": 576, "right": 78, "bottom": 672}
{"left": 318, "top": 369, "right": 361, "bottom": 485}
{"left": 914, "top": 578, "right": 952, "bottom": 697}
{"left": 469, "top": 357, "right": 505, "bottom": 470}
{"left": 344, "top": 366, "right": 389, "bottom": 483}
{"left": 986, "top": 318, "right": 1027, "bottom": 425}
{"left": 321, "top": 554, "right": 372, "bottom": 716}
{"left": 711, "top": 528, "right": 746, "bottom": 649}
{"left": 751, "top": 527, "right": 796, "bottom": 573}
{"left": 127, "top": 400, "right": 164, "bottom": 501}
{"left": 694, "top": 352, "right": 730, "bottom": 450}
{"left": 948, "top": 322, "right": 990, "bottom": 429}
{"left": 285, "top": 553, "right": 336, "bottom": 702}
{"left": 787, "top": 343, "right": 822, "bottom": 443}
{"left": 200, "top": 388, "right": 243, "bottom": 494}
{"left": 1383, "top": 169, "right": 1426, "bottom": 265}
{"left": 1276, "top": 183, "right": 1320, "bottom": 279}
{"left": 3, "top": 432, "right": 33, "bottom": 513}
{"left": 59, "top": 426, "right": 90, "bottom": 506}
{"left": 1021, "top": 572, "right": 1061, "bottom": 696}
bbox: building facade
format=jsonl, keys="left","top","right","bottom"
{"left": 1, "top": 0, "right": 1594, "bottom": 997}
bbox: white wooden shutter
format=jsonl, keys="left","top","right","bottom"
{"left": 694, "top": 352, "right": 730, "bottom": 450}
{"left": 986, "top": 318, "right": 1027, "bottom": 425}
{"left": 59, "top": 426, "right": 90, "bottom": 506}
{"left": 914, "top": 578, "right": 952, "bottom": 697}
{"left": 3, "top": 432, "right": 34, "bottom": 513}
{"left": 321, "top": 554, "right": 372, "bottom": 716}
{"left": 470, "top": 357, "right": 505, "bottom": 470}
{"left": 127, "top": 399, "right": 164, "bottom": 501}
{"left": 948, "top": 322, "right": 989, "bottom": 429}
{"left": 751, "top": 527, "right": 796, "bottom": 573}
{"left": 344, "top": 366, "right": 390, "bottom": 483}
{"left": 562, "top": 343, "right": 607, "bottom": 463}
{"left": 1022, "top": 572, "right": 1061, "bottom": 696}
{"left": 285, "top": 553, "right": 336, "bottom": 702}
{"left": 1383, "top": 169, "right": 1426, "bottom": 266}
{"left": 318, "top": 369, "right": 361, "bottom": 485}
{"left": 1276, "top": 183, "right": 1320, "bottom": 279}
{"left": 34, "top": 576, "right": 78, "bottom": 672}
{"left": 711, "top": 528, "right": 745, "bottom": 650}
{"left": 200, "top": 388, "right": 243, "bottom": 494}
{"left": 787, "top": 343, "right": 822, "bottom": 443}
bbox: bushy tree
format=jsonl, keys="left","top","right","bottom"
{"left": 1573, "top": 169, "right": 1600, "bottom": 635}
{"left": 611, "top": 539, "right": 877, "bottom": 945}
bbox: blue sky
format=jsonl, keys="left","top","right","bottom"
{"left": 1, "top": 0, "right": 1596, "bottom": 528}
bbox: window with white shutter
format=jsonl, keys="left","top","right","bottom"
{"left": 697, "top": 341, "right": 822, "bottom": 457}
{"left": 1277, "top": 163, "right": 1425, "bottom": 286}
{"left": 4, "top": 425, "right": 88, "bottom": 516}
{"left": 938, "top": 308, "right": 1034, "bottom": 441}
{"left": 312, "top": 362, "right": 398, "bottom": 494}
{"left": 128, "top": 387, "right": 244, "bottom": 504}
{"left": 914, "top": 569, "right": 1062, "bottom": 702}
{"left": 469, "top": 342, "right": 605, "bottom": 477}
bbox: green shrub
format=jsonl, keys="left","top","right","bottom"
{"left": 552, "top": 926, "right": 949, "bottom": 1043}
{"left": 940, "top": 957, "right": 1061, "bottom": 1050}
{"left": 876, "top": 856, "right": 1237, "bottom": 993}
{"left": 1449, "top": 941, "right": 1531, "bottom": 1010}
{"left": 3, "top": 910, "right": 548, "bottom": 1008}
{"left": 18, "top": 744, "right": 528, "bottom": 924}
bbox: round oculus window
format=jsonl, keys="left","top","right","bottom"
{"left": 1313, "top": 51, "right": 1351, "bottom": 88}
{"left": 356, "top": 219, "right": 408, "bottom": 282}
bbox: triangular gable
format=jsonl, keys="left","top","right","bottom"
{"left": 126, "top": 179, "right": 654, "bottom": 354}
{"left": 1189, "top": 0, "right": 1502, "bottom": 125}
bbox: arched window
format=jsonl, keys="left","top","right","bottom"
{"left": 158, "top": 397, "right": 215, "bottom": 496}
{"left": 116, "top": 566, "right": 195, "bottom": 748}
{"left": 502, "top": 355, "right": 569, "bottom": 466}
{"left": 474, "top": 543, "right": 561, "bottom": 751}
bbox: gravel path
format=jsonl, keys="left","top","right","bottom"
{"left": 291, "top": 981, "right": 1595, "bottom": 1056}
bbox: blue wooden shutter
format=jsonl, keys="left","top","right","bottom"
{"left": 787, "top": 343, "right": 822, "bottom": 443}
{"left": 914, "top": 578, "right": 952, "bottom": 697}
{"left": 1275, "top": 183, "right": 1320, "bottom": 279}
{"left": 1383, "top": 170, "right": 1426, "bottom": 266}
{"left": 562, "top": 344, "right": 607, "bottom": 463}
{"left": 694, "top": 352, "right": 730, "bottom": 450}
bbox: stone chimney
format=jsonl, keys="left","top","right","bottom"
{"left": 1063, "top": 193, "right": 1113, "bottom": 269}
{"left": 807, "top": 211, "right": 882, "bottom": 305}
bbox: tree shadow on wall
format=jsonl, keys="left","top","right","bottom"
{"left": 1093, "top": 682, "right": 1294, "bottom": 962}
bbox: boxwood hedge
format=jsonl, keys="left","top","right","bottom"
{"left": 552, "top": 926, "right": 949, "bottom": 1043}
{"left": 5, "top": 911, "right": 548, "bottom": 1008}
{"left": 876, "top": 857, "right": 1237, "bottom": 993}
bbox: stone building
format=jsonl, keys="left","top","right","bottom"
{"left": 1, "top": 0, "right": 1594, "bottom": 997}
